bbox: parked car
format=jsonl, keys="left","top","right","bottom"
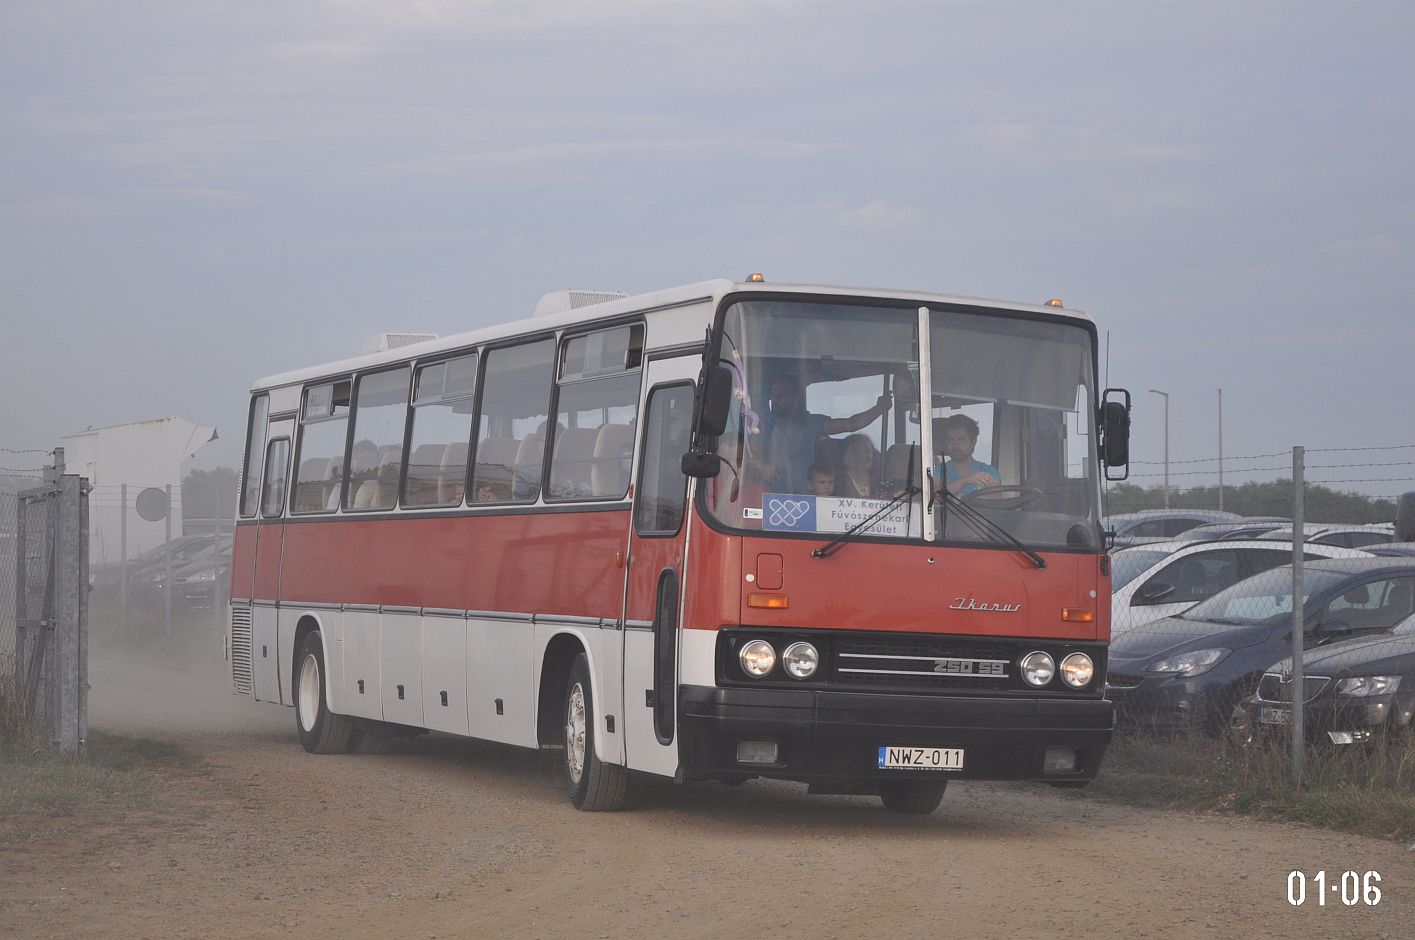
{"left": 92, "top": 534, "right": 218, "bottom": 590}
{"left": 1256, "top": 523, "right": 1394, "bottom": 549}
{"left": 1248, "top": 612, "right": 1415, "bottom": 745}
{"left": 1104, "top": 509, "right": 1241, "bottom": 549}
{"left": 1110, "top": 539, "right": 1368, "bottom": 635}
{"left": 131, "top": 544, "right": 230, "bottom": 612}
{"left": 1366, "top": 542, "right": 1415, "bottom": 558}
{"left": 1173, "top": 518, "right": 1290, "bottom": 542}
{"left": 1106, "top": 558, "right": 1415, "bottom": 734}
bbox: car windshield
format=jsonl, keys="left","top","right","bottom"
{"left": 1183, "top": 566, "right": 1351, "bottom": 624}
{"left": 1112, "top": 549, "right": 1168, "bottom": 589}
{"left": 702, "top": 298, "right": 1102, "bottom": 551}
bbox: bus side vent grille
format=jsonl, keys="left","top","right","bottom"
{"left": 230, "top": 606, "right": 254, "bottom": 695}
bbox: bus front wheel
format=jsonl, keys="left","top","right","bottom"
{"left": 294, "top": 631, "right": 361, "bottom": 755}
{"left": 879, "top": 779, "right": 947, "bottom": 814}
{"left": 564, "top": 653, "right": 628, "bottom": 811}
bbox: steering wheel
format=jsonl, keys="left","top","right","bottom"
{"left": 960, "top": 484, "right": 1046, "bottom": 510}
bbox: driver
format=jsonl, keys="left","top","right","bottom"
{"left": 936, "top": 414, "right": 1000, "bottom": 497}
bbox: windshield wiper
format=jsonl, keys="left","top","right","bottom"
{"left": 938, "top": 488, "right": 1047, "bottom": 570}
{"left": 814, "top": 443, "right": 918, "bottom": 559}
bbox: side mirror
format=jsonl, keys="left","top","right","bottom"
{"left": 1100, "top": 389, "right": 1131, "bottom": 478}
{"left": 1319, "top": 618, "right": 1354, "bottom": 640}
{"left": 681, "top": 450, "right": 721, "bottom": 479}
{"left": 1133, "top": 580, "right": 1176, "bottom": 606}
{"left": 697, "top": 364, "right": 734, "bottom": 438}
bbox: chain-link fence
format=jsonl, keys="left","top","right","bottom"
{"left": 1, "top": 451, "right": 88, "bottom": 755}
{"left": 1104, "top": 444, "right": 1415, "bottom": 788}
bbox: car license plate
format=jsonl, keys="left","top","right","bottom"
{"left": 1260, "top": 706, "right": 1290, "bottom": 725}
{"left": 878, "top": 746, "right": 964, "bottom": 771}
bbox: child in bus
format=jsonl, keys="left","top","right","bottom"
{"left": 807, "top": 463, "right": 835, "bottom": 498}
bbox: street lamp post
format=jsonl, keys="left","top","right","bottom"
{"left": 1149, "top": 388, "right": 1170, "bottom": 509}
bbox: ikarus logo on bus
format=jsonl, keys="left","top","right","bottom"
{"left": 948, "top": 596, "right": 1022, "bottom": 613}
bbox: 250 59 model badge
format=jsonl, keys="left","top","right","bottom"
{"left": 934, "top": 658, "right": 1007, "bottom": 676}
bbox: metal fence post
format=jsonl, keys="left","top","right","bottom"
{"left": 1291, "top": 446, "right": 1305, "bottom": 789}
{"left": 164, "top": 483, "right": 172, "bottom": 634}
{"left": 119, "top": 482, "right": 128, "bottom": 614}
{"left": 54, "top": 474, "right": 87, "bottom": 754}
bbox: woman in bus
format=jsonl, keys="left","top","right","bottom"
{"left": 833, "top": 433, "right": 880, "bottom": 499}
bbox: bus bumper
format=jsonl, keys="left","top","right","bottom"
{"left": 678, "top": 685, "right": 1113, "bottom": 785}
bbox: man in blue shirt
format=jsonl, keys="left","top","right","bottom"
{"left": 755, "top": 374, "right": 891, "bottom": 494}
{"left": 937, "top": 414, "right": 999, "bottom": 496}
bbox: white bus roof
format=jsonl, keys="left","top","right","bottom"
{"left": 251, "top": 279, "right": 1094, "bottom": 392}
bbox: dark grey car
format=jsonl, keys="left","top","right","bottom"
{"left": 1107, "top": 558, "right": 1415, "bottom": 733}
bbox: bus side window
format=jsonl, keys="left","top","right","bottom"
{"left": 344, "top": 366, "right": 410, "bottom": 512}
{"left": 404, "top": 354, "right": 477, "bottom": 508}
{"left": 239, "top": 394, "right": 270, "bottom": 518}
{"left": 293, "top": 379, "right": 352, "bottom": 514}
{"left": 260, "top": 438, "right": 290, "bottom": 518}
{"left": 548, "top": 324, "right": 644, "bottom": 501}
{"left": 634, "top": 384, "right": 694, "bottom": 536}
{"left": 472, "top": 338, "right": 556, "bottom": 503}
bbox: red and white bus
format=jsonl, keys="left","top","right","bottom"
{"left": 228, "top": 278, "right": 1131, "bottom": 813}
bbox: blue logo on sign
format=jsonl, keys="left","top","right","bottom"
{"left": 761, "top": 493, "right": 816, "bottom": 531}
{"left": 877, "top": 746, "right": 888, "bottom": 768}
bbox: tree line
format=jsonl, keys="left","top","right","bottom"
{"left": 1103, "top": 480, "right": 1398, "bottom": 524}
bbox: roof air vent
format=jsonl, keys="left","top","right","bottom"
{"left": 361, "top": 332, "right": 439, "bottom": 355}
{"left": 533, "top": 289, "right": 628, "bottom": 317}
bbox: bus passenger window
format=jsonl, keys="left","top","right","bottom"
{"left": 472, "top": 338, "right": 555, "bottom": 503}
{"left": 548, "top": 325, "right": 643, "bottom": 501}
{"left": 293, "top": 379, "right": 351, "bottom": 514}
{"left": 634, "top": 385, "right": 693, "bottom": 535}
{"left": 344, "top": 366, "right": 409, "bottom": 512}
{"left": 404, "top": 354, "right": 477, "bottom": 508}
{"left": 260, "top": 438, "right": 290, "bottom": 518}
{"left": 239, "top": 394, "right": 269, "bottom": 518}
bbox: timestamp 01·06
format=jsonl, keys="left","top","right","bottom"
{"left": 1287, "top": 870, "right": 1381, "bottom": 906}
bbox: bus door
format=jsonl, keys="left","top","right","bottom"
{"left": 620, "top": 360, "right": 697, "bottom": 776}
{"left": 250, "top": 417, "right": 293, "bottom": 704}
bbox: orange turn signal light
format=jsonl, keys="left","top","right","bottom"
{"left": 1062, "top": 608, "right": 1095, "bottom": 623}
{"left": 746, "top": 593, "right": 790, "bottom": 609}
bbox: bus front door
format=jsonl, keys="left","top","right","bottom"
{"left": 620, "top": 367, "right": 697, "bottom": 777}
{"left": 250, "top": 417, "right": 293, "bottom": 704}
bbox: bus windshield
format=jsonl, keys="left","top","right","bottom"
{"left": 703, "top": 298, "right": 1102, "bottom": 552}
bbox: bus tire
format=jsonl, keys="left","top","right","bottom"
{"left": 564, "top": 653, "right": 628, "bottom": 811}
{"left": 294, "top": 631, "right": 360, "bottom": 755}
{"left": 879, "top": 779, "right": 947, "bottom": 814}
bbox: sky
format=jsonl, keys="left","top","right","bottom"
{"left": 2, "top": 0, "right": 1412, "bottom": 497}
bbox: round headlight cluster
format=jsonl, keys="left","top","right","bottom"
{"left": 1021, "top": 651, "right": 1095, "bottom": 689}
{"left": 782, "top": 642, "right": 819, "bottom": 678}
{"left": 1020, "top": 651, "right": 1055, "bottom": 687}
{"left": 738, "top": 639, "right": 819, "bottom": 679}
{"left": 1060, "top": 653, "right": 1095, "bottom": 689}
{"left": 739, "top": 639, "right": 776, "bottom": 677}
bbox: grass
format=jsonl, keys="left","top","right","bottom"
{"left": 1084, "top": 730, "right": 1415, "bottom": 843}
{"left": 0, "top": 731, "right": 198, "bottom": 846}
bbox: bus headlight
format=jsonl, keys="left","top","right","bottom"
{"left": 1060, "top": 653, "right": 1095, "bottom": 689}
{"left": 1021, "top": 651, "right": 1055, "bottom": 687}
{"left": 781, "top": 642, "right": 819, "bottom": 679}
{"left": 739, "top": 639, "right": 777, "bottom": 677}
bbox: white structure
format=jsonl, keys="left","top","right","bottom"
{"left": 62, "top": 417, "right": 218, "bottom": 565}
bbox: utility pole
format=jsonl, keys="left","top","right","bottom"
{"left": 1148, "top": 388, "right": 1170, "bottom": 508}
{"left": 1217, "top": 388, "right": 1224, "bottom": 512}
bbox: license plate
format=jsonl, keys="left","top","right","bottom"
{"left": 1260, "top": 707, "right": 1290, "bottom": 725}
{"left": 878, "top": 746, "right": 964, "bottom": 771}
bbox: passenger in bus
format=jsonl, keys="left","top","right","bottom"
{"left": 936, "top": 414, "right": 1000, "bottom": 496}
{"left": 755, "top": 374, "right": 891, "bottom": 494}
{"left": 833, "top": 434, "right": 880, "bottom": 499}
{"left": 806, "top": 463, "right": 835, "bottom": 498}
{"left": 476, "top": 479, "right": 511, "bottom": 502}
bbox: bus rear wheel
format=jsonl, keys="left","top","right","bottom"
{"left": 294, "top": 631, "right": 361, "bottom": 754}
{"left": 564, "top": 653, "right": 628, "bottom": 811}
{"left": 879, "top": 779, "right": 947, "bottom": 814}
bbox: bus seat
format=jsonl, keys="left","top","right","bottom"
{"left": 882, "top": 443, "right": 916, "bottom": 487}
{"left": 550, "top": 427, "right": 600, "bottom": 497}
{"left": 295, "top": 457, "right": 330, "bottom": 512}
{"left": 473, "top": 437, "right": 519, "bottom": 499}
{"left": 591, "top": 423, "right": 634, "bottom": 497}
{"left": 439, "top": 441, "right": 469, "bottom": 503}
{"left": 513, "top": 431, "right": 546, "bottom": 498}
{"left": 404, "top": 443, "right": 447, "bottom": 505}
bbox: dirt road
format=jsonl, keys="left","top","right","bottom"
{"left": 3, "top": 651, "right": 1413, "bottom": 939}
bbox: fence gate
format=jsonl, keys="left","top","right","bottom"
{"left": 9, "top": 456, "right": 89, "bottom": 755}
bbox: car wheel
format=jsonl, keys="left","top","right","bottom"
{"left": 294, "top": 631, "right": 361, "bottom": 754}
{"left": 879, "top": 780, "right": 947, "bottom": 814}
{"left": 564, "top": 653, "right": 629, "bottom": 811}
